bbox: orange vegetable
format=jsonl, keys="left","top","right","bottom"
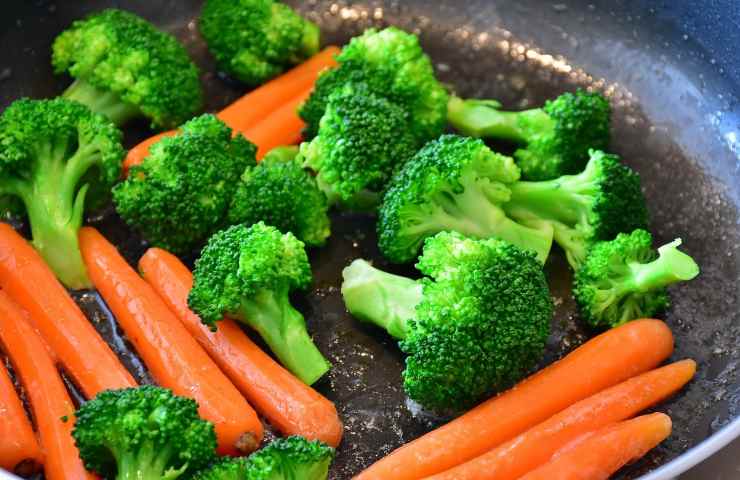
{"left": 138, "top": 248, "right": 343, "bottom": 447}
{"left": 424, "top": 359, "right": 696, "bottom": 480}
{"left": 78, "top": 227, "right": 264, "bottom": 455}
{"left": 0, "top": 359, "right": 43, "bottom": 475}
{"left": 354, "top": 319, "right": 674, "bottom": 480}
{"left": 0, "top": 292, "right": 96, "bottom": 480}
{"left": 0, "top": 223, "right": 135, "bottom": 397}
{"left": 246, "top": 86, "right": 313, "bottom": 160}
{"left": 123, "top": 46, "right": 340, "bottom": 172}
{"left": 518, "top": 413, "right": 673, "bottom": 480}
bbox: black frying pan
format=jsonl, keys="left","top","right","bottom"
{"left": 1, "top": 1, "right": 739, "bottom": 479}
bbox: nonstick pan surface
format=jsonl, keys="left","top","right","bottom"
{"left": 1, "top": 1, "right": 739, "bottom": 479}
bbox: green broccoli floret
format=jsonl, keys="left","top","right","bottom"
{"left": 72, "top": 386, "right": 217, "bottom": 480}
{"left": 298, "top": 27, "right": 448, "bottom": 142}
{"left": 113, "top": 114, "right": 256, "bottom": 254}
{"left": 199, "top": 0, "right": 320, "bottom": 85}
{"left": 228, "top": 146, "right": 330, "bottom": 246}
{"left": 188, "top": 222, "right": 330, "bottom": 384}
{"left": 191, "top": 458, "right": 250, "bottom": 480}
{"left": 298, "top": 83, "right": 418, "bottom": 208}
{"left": 447, "top": 90, "right": 611, "bottom": 180}
{"left": 0, "top": 98, "right": 124, "bottom": 289}
{"left": 52, "top": 9, "right": 202, "bottom": 128}
{"left": 377, "top": 134, "right": 554, "bottom": 264}
{"left": 342, "top": 231, "right": 553, "bottom": 411}
{"left": 504, "top": 149, "right": 649, "bottom": 269}
{"left": 574, "top": 229, "right": 700, "bottom": 329}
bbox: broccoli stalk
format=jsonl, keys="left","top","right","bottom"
{"left": 63, "top": 80, "right": 141, "bottom": 127}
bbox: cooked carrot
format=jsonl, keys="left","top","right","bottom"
{"left": 123, "top": 46, "right": 340, "bottom": 172}
{"left": 354, "top": 319, "right": 674, "bottom": 480}
{"left": 0, "top": 360, "right": 43, "bottom": 475}
{"left": 246, "top": 86, "right": 313, "bottom": 160}
{"left": 139, "top": 247, "right": 343, "bottom": 447}
{"left": 0, "top": 223, "right": 135, "bottom": 397}
{"left": 518, "top": 413, "right": 673, "bottom": 480}
{"left": 78, "top": 227, "right": 263, "bottom": 455}
{"left": 0, "top": 292, "right": 96, "bottom": 480}
{"left": 424, "top": 359, "right": 696, "bottom": 480}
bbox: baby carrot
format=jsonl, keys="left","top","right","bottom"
{"left": 245, "top": 86, "right": 313, "bottom": 160}
{"left": 0, "top": 223, "right": 135, "bottom": 397}
{"left": 354, "top": 319, "right": 674, "bottom": 480}
{"left": 139, "top": 247, "right": 343, "bottom": 447}
{"left": 78, "top": 227, "right": 263, "bottom": 455}
{"left": 0, "top": 360, "right": 43, "bottom": 475}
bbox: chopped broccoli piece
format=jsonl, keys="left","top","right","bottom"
{"left": 574, "top": 229, "right": 700, "bottom": 329}
{"left": 0, "top": 98, "right": 124, "bottom": 289}
{"left": 52, "top": 9, "right": 202, "bottom": 129}
{"left": 298, "top": 27, "right": 448, "bottom": 143}
{"left": 72, "top": 386, "right": 217, "bottom": 480}
{"left": 447, "top": 90, "right": 611, "bottom": 180}
{"left": 504, "top": 149, "right": 649, "bottom": 269}
{"left": 200, "top": 0, "right": 320, "bottom": 85}
{"left": 377, "top": 134, "right": 554, "bottom": 264}
{"left": 192, "top": 458, "right": 250, "bottom": 480}
{"left": 228, "top": 146, "right": 330, "bottom": 246}
{"left": 188, "top": 222, "right": 330, "bottom": 384}
{"left": 298, "top": 83, "right": 418, "bottom": 208}
{"left": 113, "top": 114, "right": 256, "bottom": 254}
{"left": 342, "top": 231, "right": 553, "bottom": 411}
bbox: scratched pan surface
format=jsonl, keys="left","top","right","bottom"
{"left": 1, "top": 1, "right": 740, "bottom": 479}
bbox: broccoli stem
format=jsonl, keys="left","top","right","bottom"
{"left": 117, "top": 441, "right": 185, "bottom": 480}
{"left": 63, "top": 79, "right": 140, "bottom": 126}
{"left": 315, "top": 175, "right": 381, "bottom": 212}
{"left": 447, "top": 96, "right": 552, "bottom": 142}
{"left": 341, "top": 259, "right": 423, "bottom": 340}
{"left": 239, "top": 289, "right": 330, "bottom": 385}
{"left": 622, "top": 239, "right": 700, "bottom": 294}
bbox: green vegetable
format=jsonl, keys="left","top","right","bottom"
{"left": 188, "top": 222, "right": 330, "bottom": 385}
{"left": 52, "top": 9, "right": 202, "bottom": 129}
{"left": 72, "top": 386, "right": 217, "bottom": 480}
{"left": 574, "top": 229, "right": 699, "bottom": 329}
{"left": 0, "top": 98, "right": 124, "bottom": 289}
{"left": 200, "top": 0, "right": 320, "bottom": 85}
{"left": 113, "top": 114, "right": 256, "bottom": 254}
{"left": 447, "top": 90, "right": 610, "bottom": 180}
{"left": 377, "top": 134, "right": 554, "bottom": 264}
{"left": 342, "top": 231, "right": 553, "bottom": 411}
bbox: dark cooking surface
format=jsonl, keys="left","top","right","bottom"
{"left": 2, "top": 1, "right": 740, "bottom": 479}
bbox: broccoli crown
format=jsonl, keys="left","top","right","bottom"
{"left": 0, "top": 97, "right": 123, "bottom": 288}
{"left": 72, "top": 386, "right": 217, "bottom": 480}
{"left": 574, "top": 229, "right": 700, "bottom": 328}
{"left": 299, "top": 82, "right": 418, "bottom": 204}
{"left": 192, "top": 458, "right": 250, "bottom": 480}
{"left": 52, "top": 8, "right": 202, "bottom": 129}
{"left": 298, "top": 27, "right": 448, "bottom": 142}
{"left": 113, "top": 114, "right": 255, "bottom": 254}
{"left": 200, "top": 0, "right": 320, "bottom": 85}
{"left": 244, "top": 436, "right": 334, "bottom": 480}
{"left": 377, "top": 134, "right": 553, "bottom": 264}
{"left": 228, "top": 146, "right": 330, "bottom": 246}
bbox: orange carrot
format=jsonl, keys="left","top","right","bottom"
{"left": 0, "top": 359, "right": 43, "bottom": 475}
{"left": 354, "top": 319, "right": 674, "bottom": 480}
{"left": 123, "top": 46, "right": 340, "bottom": 172}
{"left": 246, "top": 86, "right": 313, "bottom": 160}
{"left": 78, "top": 227, "right": 264, "bottom": 455}
{"left": 518, "top": 413, "right": 673, "bottom": 480}
{"left": 0, "top": 292, "right": 96, "bottom": 480}
{"left": 424, "top": 359, "right": 696, "bottom": 480}
{"left": 0, "top": 223, "right": 135, "bottom": 397}
{"left": 139, "top": 247, "right": 343, "bottom": 447}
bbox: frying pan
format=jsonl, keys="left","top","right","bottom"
{"left": 1, "top": 1, "right": 739, "bottom": 479}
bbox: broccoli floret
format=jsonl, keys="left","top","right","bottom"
{"left": 72, "top": 386, "right": 217, "bottom": 480}
{"left": 298, "top": 83, "right": 418, "bottom": 208}
{"left": 574, "top": 229, "right": 700, "bottom": 329}
{"left": 298, "top": 27, "right": 448, "bottom": 142}
{"left": 504, "top": 149, "right": 649, "bottom": 269}
{"left": 192, "top": 458, "right": 250, "bottom": 480}
{"left": 377, "top": 134, "right": 554, "bottom": 264}
{"left": 52, "top": 9, "right": 202, "bottom": 129}
{"left": 0, "top": 98, "right": 123, "bottom": 289}
{"left": 342, "top": 231, "right": 553, "bottom": 410}
{"left": 228, "top": 146, "right": 330, "bottom": 246}
{"left": 113, "top": 114, "right": 256, "bottom": 254}
{"left": 447, "top": 90, "right": 611, "bottom": 180}
{"left": 199, "top": 0, "right": 320, "bottom": 85}
{"left": 188, "top": 222, "right": 330, "bottom": 384}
